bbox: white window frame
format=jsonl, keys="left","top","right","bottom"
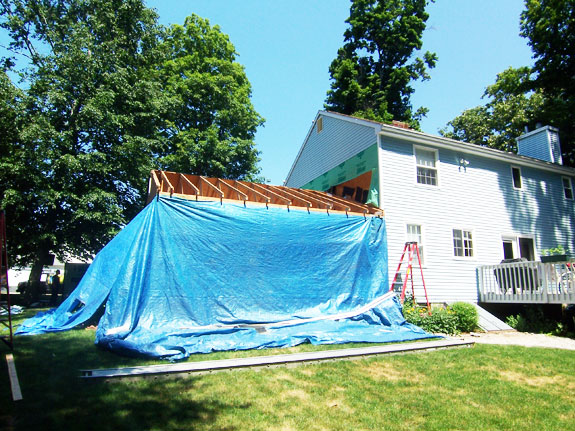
{"left": 501, "top": 234, "right": 537, "bottom": 261}
{"left": 452, "top": 228, "right": 474, "bottom": 259}
{"left": 511, "top": 166, "right": 523, "bottom": 190}
{"left": 414, "top": 146, "right": 439, "bottom": 187}
{"left": 406, "top": 223, "right": 425, "bottom": 265}
{"left": 562, "top": 176, "right": 573, "bottom": 200}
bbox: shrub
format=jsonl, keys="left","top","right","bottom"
{"left": 402, "top": 298, "right": 459, "bottom": 335}
{"left": 505, "top": 306, "right": 560, "bottom": 334}
{"left": 450, "top": 302, "right": 479, "bottom": 332}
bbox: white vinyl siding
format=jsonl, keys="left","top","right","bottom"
{"left": 453, "top": 229, "right": 474, "bottom": 258}
{"left": 415, "top": 147, "right": 438, "bottom": 186}
{"left": 285, "top": 114, "right": 378, "bottom": 188}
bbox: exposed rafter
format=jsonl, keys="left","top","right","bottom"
{"left": 147, "top": 170, "right": 383, "bottom": 217}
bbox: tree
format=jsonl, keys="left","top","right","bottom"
{"left": 441, "top": 67, "right": 545, "bottom": 152}
{"left": 520, "top": 0, "right": 575, "bottom": 164}
{"left": 155, "top": 15, "right": 264, "bottom": 180}
{"left": 0, "top": 0, "right": 168, "bottom": 282}
{"left": 0, "top": 1, "right": 264, "bottom": 283}
{"left": 325, "top": 0, "right": 437, "bottom": 128}
{"left": 442, "top": 1, "right": 575, "bottom": 165}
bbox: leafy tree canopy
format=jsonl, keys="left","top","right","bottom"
{"left": 156, "top": 14, "right": 264, "bottom": 180}
{"left": 441, "top": 67, "right": 545, "bottom": 152}
{"left": 0, "top": 1, "right": 263, "bottom": 279}
{"left": 325, "top": 0, "right": 437, "bottom": 129}
{"left": 442, "top": 0, "right": 575, "bottom": 165}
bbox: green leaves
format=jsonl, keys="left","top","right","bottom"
{"left": 325, "top": 0, "right": 436, "bottom": 128}
{"left": 0, "top": 2, "right": 263, "bottom": 272}
{"left": 155, "top": 14, "right": 264, "bottom": 180}
{"left": 443, "top": 2, "right": 575, "bottom": 164}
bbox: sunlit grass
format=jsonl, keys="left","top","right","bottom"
{"left": 1, "top": 310, "right": 574, "bottom": 430}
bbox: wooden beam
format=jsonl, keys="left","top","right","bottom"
{"left": 199, "top": 176, "right": 224, "bottom": 199}
{"left": 160, "top": 171, "right": 175, "bottom": 196}
{"left": 249, "top": 183, "right": 292, "bottom": 206}
{"left": 218, "top": 179, "right": 248, "bottom": 201}
{"left": 80, "top": 339, "right": 472, "bottom": 380}
{"left": 285, "top": 188, "right": 333, "bottom": 210}
{"left": 306, "top": 190, "right": 370, "bottom": 214}
{"left": 234, "top": 181, "right": 270, "bottom": 204}
{"left": 179, "top": 173, "right": 200, "bottom": 195}
{"left": 267, "top": 185, "right": 312, "bottom": 208}
{"left": 6, "top": 354, "right": 22, "bottom": 401}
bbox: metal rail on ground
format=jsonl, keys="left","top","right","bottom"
{"left": 80, "top": 338, "right": 473, "bottom": 380}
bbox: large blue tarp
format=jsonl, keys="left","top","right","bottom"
{"left": 17, "top": 196, "right": 434, "bottom": 359}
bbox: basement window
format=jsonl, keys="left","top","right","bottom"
{"left": 562, "top": 177, "right": 573, "bottom": 200}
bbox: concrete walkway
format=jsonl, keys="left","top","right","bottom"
{"left": 457, "top": 331, "right": 575, "bottom": 351}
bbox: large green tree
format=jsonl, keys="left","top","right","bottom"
{"left": 0, "top": 1, "right": 263, "bottom": 282}
{"left": 325, "top": 0, "right": 437, "bottom": 128}
{"left": 0, "top": 0, "right": 167, "bottom": 282}
{"left": 155, "top": 15, "right": 264, "bottom": 180}
{"left": 442, "top": 0, "right": 575, "bottom": 165}
{"left": 441, "top": 67, "right": 545, "bottom": 152}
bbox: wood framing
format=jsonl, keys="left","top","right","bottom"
{"left": 147, "top": 170, "right": 383, "bottom": 217}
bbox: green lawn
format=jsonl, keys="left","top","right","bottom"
{"left": 1, "top": 311, "right": 574, "bottom": 431}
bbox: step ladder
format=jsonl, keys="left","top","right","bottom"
{"left": 0, "top": 211, "right": 14, "bottom": 349}
{"left": 390, "top": 242, "right": 430, "bottom": 309}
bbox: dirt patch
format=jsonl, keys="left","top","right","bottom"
{"left": 457, "top": 331, "right": 575, "bottom": 350}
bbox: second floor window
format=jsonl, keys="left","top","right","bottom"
{"left": 415, "top": 147, "right": 438, "bottom": 186}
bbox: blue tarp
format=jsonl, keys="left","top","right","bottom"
{"left": 17, "top": 196, "right": 433, "bottom": 360}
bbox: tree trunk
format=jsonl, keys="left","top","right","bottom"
{"left": 28, "top": 248, "right": 52, "bottom": 284}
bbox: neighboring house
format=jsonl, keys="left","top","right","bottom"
{"left": 285, "top": 111, "right": 575, "bottom": 303}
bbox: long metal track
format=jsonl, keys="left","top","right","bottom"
{"left": 80, "top": 338, "right": 473, "bottom": 380}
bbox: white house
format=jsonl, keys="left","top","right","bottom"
{"left": 285, "top": 111, "right": 575, "bottom": 304}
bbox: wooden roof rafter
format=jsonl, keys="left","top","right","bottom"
{"left": 147, "top": 170, "right": 382, "bottom": 217}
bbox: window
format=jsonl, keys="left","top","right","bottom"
{"left": 415, "top": 147, "right": 438, "bottom": 186}
{"left": 562, "top": 177, "right": 573, "bottom": 200}
{"left": 453, "top": 229, "right": 473, "bottom": 257}
{"left": 316, "top": 116, "right": 323, "bottom": 133}
{"left": 511, "top": 166, "right": 522, "bottom": 189}
{"left": 501, "top": 235, "right": 535, "bottom": 261}
{"left": 406, "top": 224, "right": 424, "bottom": 264}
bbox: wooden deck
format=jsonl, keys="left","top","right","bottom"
{"left": 477, "top": 260, "right": 575, "bottom": 304}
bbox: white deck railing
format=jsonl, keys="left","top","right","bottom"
{"left": 477, "top": 260, "right": 575, "bottom": 304}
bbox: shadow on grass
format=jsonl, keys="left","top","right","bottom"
{"left": 1, "top": 328, "right": 242, "bottom": 431}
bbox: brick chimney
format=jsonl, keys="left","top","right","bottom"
{"left": 516, "top": 125, "right": 562, "bottom": 164}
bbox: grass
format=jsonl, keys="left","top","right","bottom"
{"left": 1, "top": 310, "right": 574, "bottom": 431}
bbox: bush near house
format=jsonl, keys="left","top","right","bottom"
{"left": 450, "top": 302, "right": 480, "bottom": 333}
{"left": 402, "top": 297, "right": 479, "bottom": 335}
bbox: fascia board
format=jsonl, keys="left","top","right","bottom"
{"left": 379, "top": 126, "right": 575, "bottom": 176}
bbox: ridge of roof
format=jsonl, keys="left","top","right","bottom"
{"left": 319, "top": 110, "right": 575, "bottom": 174}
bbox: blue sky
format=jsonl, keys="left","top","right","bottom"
{"left": 1, "top": 1, "right": 535, "bottom": 185}
{"left": 146, "top": 0, "right": 534, "bottom": 185}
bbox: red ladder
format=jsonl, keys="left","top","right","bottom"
{"left": 0, "top": 211, "right": 14, "bottom": 349}
{"left": 390, "top": 242, "right": 430, "bottom": 309}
